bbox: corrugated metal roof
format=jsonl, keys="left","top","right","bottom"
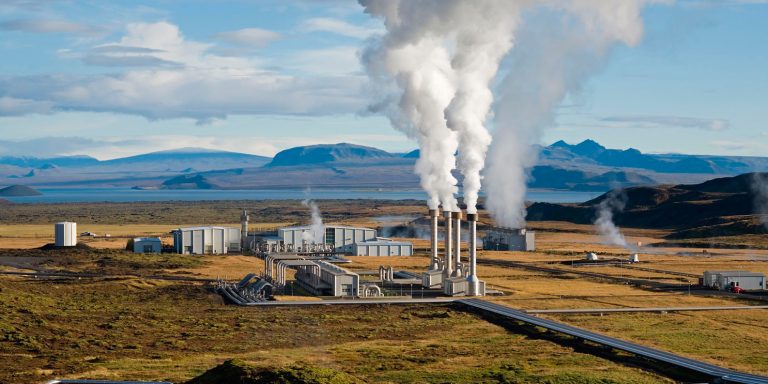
{"left": 133, "top": 237, "right": 161, "bottom": 242}
{"left": 354, "top": 240, "right": 413, "bottom": 246}
{"left": 280, "top": 225, "right": 374, "bottom": 231}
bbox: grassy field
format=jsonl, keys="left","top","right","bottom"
{"left": 0, "top": 275, "right": 671, "bottom": 383}
{"left": 3, "top": 200, "right": 768, "bottom": 381}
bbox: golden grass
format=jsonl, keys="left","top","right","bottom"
{"left": 168, "top": 255, "right": 264, "bottom": 279}
{"left": 4, "top": 209, "right": 768, "bottom": 379}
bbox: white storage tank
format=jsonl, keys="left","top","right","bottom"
{"left": 586, "top": 252, "right": 599, "bottom": 261}
{"left": 55, "top": 222, "right": 77, "bottom": 247}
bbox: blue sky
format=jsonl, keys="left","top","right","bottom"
{"left": 0, "top": 0, "right": 766, "bottom": 159}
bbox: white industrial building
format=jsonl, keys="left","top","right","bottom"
{"left": 703, "top": 271, "right": 766, "bottom": 291}
{"left": 264, "top": 254, "right": 359, "bottom": 297}
{"left": 312, "top": 260, "right": 359, "bottom": 296}
{"left": 483, "top": 228, "right": 536, "bottom": 251}
{"left": 351, "top": 239, "right": 413, "bottom": 256}
{"left": 278, "top": 225, "right": 375, "bottom": 252}
{"left": 55, "top": 222, "right": 77, "bottom": 247}
{"left": 270, "top": 225, "right": 413, "bottom": 256}
{"left": 173, "top": 226, "right": 241, "bottom": 255}
{"left": 133, "top": 237, "right": 162, "bottom": 254}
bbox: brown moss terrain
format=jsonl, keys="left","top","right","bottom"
{"left": 3, "top": 199, "right": 768, "bottom": 381}
{"left": 0, "top": 275, "right": 670, "bottom": 383}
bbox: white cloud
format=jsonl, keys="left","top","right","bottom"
{"left": 214, "top": 28, "right": 281, "bottom": 47}
{"left": 289, "top": 46, "right": 362, "bottom": 75}
{"left": 0, "top": 18, "right": 101, "bottom": 35}
{"left": 301, "top": 17, "right": 381, "bottom": 38}
{"left": 0, "top": 21, "right": 365, "bottom": 122}
{"left": 680, "top": 0, "right": 768, "bottom": 7}
{"left": 600, "top": 115, "right": 730, "bottom": 131}
{"left": 0, "top": 96, "right": 54, "bottom": 116}
{"left": 711, "top": 139, "right": 768, "bottom": 154}
{"left": 0, "top": 0, "right": 61, "bottom": 13}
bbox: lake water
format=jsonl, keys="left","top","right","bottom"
{"left": 4, "top": 188, "right": 602, "bottom": 204}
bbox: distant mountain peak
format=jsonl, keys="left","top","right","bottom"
{"left": 267, "top": 143, "right": 395, "bottom": 167}
{"left": 574, "top": 139, "right": 606, "bottom": 154}
{"left": 146, "top": 147, "right": 227, "bottom": 155}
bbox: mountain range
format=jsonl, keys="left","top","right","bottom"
{"left": 2, "top": 140, "right": 768, "bottom": 191}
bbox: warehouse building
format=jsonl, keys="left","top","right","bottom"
{"left": 173, "top": 226, "right": 241, "bottom": 255}
{"left": 270, "top": 225, "right": 412, "bottom": 256}
{"left": 55, "top": 222, "right": 77, "bottom": 247}
{"left": 296, "top": 260, "right": 359, "bottom": 297}
{"left": 483, "top": 227, "right": 536, "bottom": 251}
{"left": 278, "top": 225, "right": 375, "bottom": 252}
{"left": 351, "top": 239, "right": 413, "bottom": 256}
{"left": 703, "top": 271, "right": 766, "bottom": 291}
{"left": 133, "top": 237, "right": 162, "bottom": 254}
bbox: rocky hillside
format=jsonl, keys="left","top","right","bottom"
{"left": 527, "top": 173, "right": 768, "bottom": 238}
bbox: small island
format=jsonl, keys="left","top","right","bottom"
{"left": 0, "top": 185, "right": 42, "bottom": 197}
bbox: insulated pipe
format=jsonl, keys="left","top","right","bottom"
{"left": 429, "top": 209, "right": 440, "bottom": 270}
{"left": 467, "top": 213, "right": 480, "bottom": 296}
{"left": 453, "top": 211, "right": 462, "bottom": 277}
{"left": 443, "top": 210, "right": 453, "bottom": 280}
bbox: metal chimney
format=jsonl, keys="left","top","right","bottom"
{"left": 240, "top": 209, "right": 249, "bottom": 250}
{"left": 467, "top": 213, "right": 480, "bottom": 296}
{"left": 429, "top": 209, "right": 440, "bottom": 270}
{"left": 443, "top": 209, "right": 453, "bottom": 280}
{"left": 452, "top": 211, "right": 462, "bottom": 277}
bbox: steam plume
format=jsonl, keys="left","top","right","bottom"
{"left": 360, "top": 1, "right": 460, "bottom": 210}
{"left": 359, "top": 1, "right": 664, "bottom": 221}
{"left": 594, "top": 189, "right": 628, "bottom": 248}
{"left": 301, "top": 196, "right": 324, "bottom": 244}
{"left": 486, "top": 1, "right": 663, "bottom": 228}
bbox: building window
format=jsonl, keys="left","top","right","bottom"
{"left": 325, "top": 228, "right": 335, "bottom": 245}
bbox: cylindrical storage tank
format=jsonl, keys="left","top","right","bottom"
{"left": 55, "top": 222, "right": 77, "bottom": 247}
{"left": 586, "top": 252, "right": 599, "bottom": 261}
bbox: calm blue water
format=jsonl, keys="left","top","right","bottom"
{"left": 4, "top": 188, "right": 602, "bottom": 204}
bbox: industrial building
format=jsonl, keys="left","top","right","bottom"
{"left": 55, "top": 222, "right": 77, "bottom": 247}
{"left": 133, "top": 237, "right": 162, "bottom": 253}
{"left": 483, "top": 227, "right": 536, "bottom": 251}
{"left": 264, "top": 254, "right": 359, "bottom": 297}
{"left": 351, "top": 239, "right": 413, "bottom": 256}
{"left": 172, "top": 226, "right": 241, "bottom": 255}
{"left": 703, "top": 271, "right": 766, "bottom": 291}
{"left": 254, "top": 224, "right": 413, "bottom": 256}
{"left": 278, "top": 225, "right": 375, "bottom": 252}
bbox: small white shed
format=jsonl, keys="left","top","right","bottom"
{"left": 133, "top": 237, "right": 162, "bottom": 254}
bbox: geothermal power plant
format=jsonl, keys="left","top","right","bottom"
{"left": 422, "top": 209, "right": 485, "bottom": 296}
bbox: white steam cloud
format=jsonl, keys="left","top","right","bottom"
{"left": 360, "top": 0, "right": 664, "bottom": 223}
{"left": 594, "top": 190, "right": 628, "bottom": 248}
{"left": 485, "top": 1, "right": 665, "bottom": 228}
{"left": 301, "top": 196, "right": 325, "bottom": 244}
